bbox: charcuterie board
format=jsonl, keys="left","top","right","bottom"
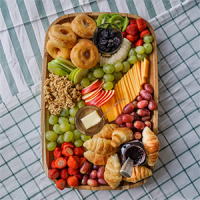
{"left": 41, "top": 12, "right": 158, "bottom": 190}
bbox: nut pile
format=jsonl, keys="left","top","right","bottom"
{"left": 44, "top": 74, "right": 83, "bottom": 115}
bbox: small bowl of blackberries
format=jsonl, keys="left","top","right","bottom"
{"left": 93, "top": 23, "right": 123, "bottom": 55}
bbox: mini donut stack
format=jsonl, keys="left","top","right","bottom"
{"left": 46, "top": 14, "right": 99, "bottom": 69}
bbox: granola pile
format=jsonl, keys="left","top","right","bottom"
{"left": 44, "top": 74, "right": 83, "bottom": 115}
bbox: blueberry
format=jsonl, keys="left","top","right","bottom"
{"left": 108, "top": 39, "right": 113, "bottom": 43}
{"left": 113, "top": 37, "right": 121, "bottom": 46}
{"left": 100, "top": 38, "right": 108, "bottom": 45}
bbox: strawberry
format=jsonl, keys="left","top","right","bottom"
{"left": 129, "top": 19, "right": 136, "bottom": 25}
{"left": 135, "top": 39, "right": 144, "bottom": 47}
{"left": 122, "top": 31, "right": 127, "bottom": 37}
{"left": 56, "top": 179, "right": 66, "bottom": 190}
{"left": 68, "top": 167, "right": 79, "bottom": 175}
{"left": 62, "top": 147, "right": 74, "bottom": 157}
{"left": 74, "top": 147, "right": 84, "bottom": 157}
{"left": 67, "top": 176, "right": 79, "bottom": 187}
{"left": 140, "top": 29, "right": 150, "bottom": 38}
{"left": 126, "top": 35, "right": 138, "bottom": 43}
{"left": 136, "top": 18, "right": 147, "bottom": 32}
{"left": 134, "top": 132, "right": 142, "bottom": 140}
{"left": 126, "top": 24, "right": 138, "bottom": 36}
{"left": 48, "top": 169, "right": 59, "bottom": 180}
{"left": 51, "top": 160, "right": 57, "bottom": 169}
{"left": 61, "top": 142, "right": 74, "bottom": 149}
{"left": 68, "top": 156, "right": 80, "bottom": 169}
{"left": 53, "top": 147, "right": 62, "bottom": 158}
{"left": 60, "top": 168, "right": 69, "bottom": 179}
{"left": 55, "top": 157, "right": 67, "bottom": 169}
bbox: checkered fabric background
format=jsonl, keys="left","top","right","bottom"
{"left": 0, "top": 0, "right": 199, "bottom": 199}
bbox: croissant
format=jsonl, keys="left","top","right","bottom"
{"left": 83, "top": 138, "right": 117, "bottom": 156}
{"left": 111, "top": 127, "right": 133, "bottom": 148}
{"left": 123, "top": 166, "right": 152, "bottom": 183}
{"left": 93, "top": 124, "right": 118, "bottom": 139}
{"left": 84, "top": 151, "right": 109, "bottom": 165}
{"left": 142, "top": 127, "right": 159, "bottom": 166}
{"left": 104, "top": 153, "right": 122, "bottom": 189}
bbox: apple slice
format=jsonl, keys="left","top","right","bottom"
{"left": 82, "top": 86, "right": 102, "bottom": 100}
{"left": 85, "top": 91, "right": 105, "bottom": 106}
{"left": 96, "top": 90, "right": 115, "bottom": 107}
{"left": 81, "top": 79, "right": 102, "bottom": 94}
{"left": 92, "top": 90, "right": 110, "bottom": 106}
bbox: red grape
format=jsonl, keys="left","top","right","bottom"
{"left": 87, "top": 179, "right": 98, "bottom": 187}
{"left": 136, "top": 95, "right": 144, "bottom": 101}
{"left": 81, "top": 174, "right": 89, "bottom": 185}
{"left": 122, "top": 114, "right": 134, "bottom": 123}
{"left": 137, "top": 109, "right": 150, "bottom": 116}
{"left": 80, "top": 161, "right": 90, "bottom": 174}
{"left": 115, "top": 114, "right": 123, "bottom": 125}
{"left": 130, "top": 112, "right": 141, "bottom": 121}
{"left": 120, "top": 123, "right": 126, "bottom": 127}
{"left": 132, "top": 101, "right": 138, "bottom": 109}
{"left": 148, "top": 100, "right": 156, "bottom": 110}
{"left": 123, "top": 103, "right": 135, "bottom": 114}
{"left": 140, "top": 90, "right": 152, "bottom": 101}
{"left": 126, "top": 122, "right": 134, "bottom": 129}
{"left": 134, "top": 121, "right": 144, "bottom": 130}
{"left": 141, "top": 116, "right": 151, "bottom": 121}
{"left": 134, "top": 132, "right": 142, "bottom": 140}
{"left": 93, "top": 165, "right": 100, "bottom": 170}
{"left": 143, "top": 83, "right": 154, "bottom": 93}
{"left": 90, "top": 170, "right": 98, "bottom": 179}
{"left": 144, "top": 121, "right": 151, "bottom": 129}
{"left": 98, "top": 178, "right": 107, "bottom": 184}
{"left": 137, "top": 100, "right": 148, "bottom": 108}
{"left": 97, "top": 166, "right": 105, "bottom": 179}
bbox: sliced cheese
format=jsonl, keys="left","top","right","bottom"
{"left": 123, "top": 73, "right": 134, "bottom": 101}
{"left": 121, "top": 77, "right": 130, "bottom": 104}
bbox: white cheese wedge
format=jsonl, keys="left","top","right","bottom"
{"left": 81, "top": 110, "right": 101, "bottom": 129}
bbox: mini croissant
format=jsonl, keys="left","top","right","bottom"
{"left": 83, "top": 137, "right": 117, "bottom": 156}
{"left": 111, "top": 127, "right": 133, "bottom": 148}
{"left": 104, "top": 153, "right": 122, "bottom": 189}
{"left": 123, "top": 166, "right": 152, "bottom": 183}
{"left": 93, "top": 124, "right": 118, "bottom": 139}
{"left": 84, "top": 151, "right": 109, "bottom": 165}
{"left": 142, "top": 127, "right": 159, "bottom": 166}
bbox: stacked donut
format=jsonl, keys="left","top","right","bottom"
{"left": 46, "top": 14, "right": 99, "bottom": 69}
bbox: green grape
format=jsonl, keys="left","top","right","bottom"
{"left": 112, "top": 81, "right": 116, "bottom": 88}
{"left": 74, "top": 139, "right": 83, "bottom": 147}
{"left": 69, "top": 124, "right": 75, "bottom": 131}
{"left": 103, "top": 82, "right": 113, "bottom": 90}
{"left": 143, "top": 43, "right": 153, "bottom": 54}
{"left": 127, "top": 55, "right": 137, "bottom": 64}
{"left": 69, "top": 116, "right": 75, "bottom": 124}
{"left": 60, "top": 108, "right": 69, "bottom": 117}
{"left": 137, "top": 53, "right": 147, "bottom": 61}
{"left": 103, "top": 74, "right": 114, "bottom": 82}
{"left": 113, "top": 72, "right": 123, "bottom": 81}
{"left": 103, "top": 64, "right": 114, "bottom": 74}
{"left": 73, "top": 129, "right": 82, "bottom": 139}
{"left": 53, "top": 124, "right": 64, "bottom": 134}
{"left": 47, "top": 141, "right": 57, "bottom": 151}
{"left": 57, "top": 135, "right": 64, "bottom": 144}
{"left": 143, "top": 35, "right": 153, "bottom": 43}
{"left": 122, "top": 61, "right": 130, "bottom": 73}
{"left": 81, "top": 134, "right": 91, "bottom": 142}
{"left": 45, "top": 131, "right": 58, "bottom": 142}
{"left": 135, "top": 46, "right": 145, "bottom": 54}
{"left": 114, "top": 62, "right": 123, "bottom": 72}
{"left": 58, "top": 117, "right": 69, "bottom": 124}
{"left": 77, "top": 100, "right": 85, "bottom": 109}
{"left": 48, "top": 115, "right": 58, "bottom": 125}
{"left": 90, "top": 63, "right": 100, "bottom": 72}
{"left": 80, "top": 78, "right": 90, "bottom": 87}
{"left": 87, "top": 72, "right": 97, "bottom": 81}
{"left": 69, "top": 106, "right": 79, "bottom": 117}
{"left": 60, "top": 122, "right": 71, "bottom": 132}
{"left": 63, "top": 131, "right": 74, "bottom": 142}
{"left": 93, "top": 68, "right": 104, "bottom": 78}
{"left": 128, "top": 48, "right": 137, "bottom": 57}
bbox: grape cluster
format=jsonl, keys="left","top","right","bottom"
{"left": 46, "top": 100, "right": 91, "bottom": 151}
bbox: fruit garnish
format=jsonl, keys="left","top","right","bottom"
{"left": 56, "top": 179, "right": 66, "bottom": 190}
{"left": 49, "top": 169, "right": 59, "bottom": 179}
{"left": 136, "top": 18, "right": 147, "bottom": 32}
{"left": 55, "top": 157, "right": 68, "bottom": 169}
{"left": 140, "top": 29, "right": 150, "bottom": 38}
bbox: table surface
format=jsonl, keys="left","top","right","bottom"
{"left": 0, "top": 0, "right": 200, "bottom": 199}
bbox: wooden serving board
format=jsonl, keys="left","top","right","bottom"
{"left": 41, "top": 12, "right": 158, "bottom": 190}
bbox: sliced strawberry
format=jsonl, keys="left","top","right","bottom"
{"left": 56, "top": 179, "right": 66, "bottom": 190}
{"left": 53, "top": 147, "right": 62, "bottom": 158}
{"left": 61, "top": 142, "right": 74, "bottom": 149}
{"left": 62, "top": 147, "right": 74, "bottom": 157}
{"left": 49, "top": 169, "right": 59, "bottom": 180}
{"left": 60, "top": 168, "right": 69, "bottom": 179}
{"left": 126, "top": 24, "right": 138, "bottom": 36}
{"left": 129, "top": 19, "right": 136, "bottom": 25}
{"left": 136, "top": 18, "right": 147, "bottom": 32}
{"left": 126, "top": 35, "right": 138, "bottom": 43}
{"left": 140, "top": 29, "right": 150, "bottom": 38}
{"left": 122, "top": 31, "right": 127, "bottom": 37}
{"left": 51, "top": 160, "right": 57, "bottom": 169}
{"left": 55, "top": 157, "right": 67, "bottom": 169}
{"left": 135, "top": 39, "right": 144, "bottom": 47}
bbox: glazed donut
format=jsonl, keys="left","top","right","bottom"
{"left": 48, "top": 24, "right": 77, "bottom": 49}
{"left": 62, "top": 22, "right": 72, "bottom": 30}
{"left": 71, "top": 14, "right": 97, "bottom": 39}
{"left": 46, "top": 39, "right": 71, "bottom": 60}
{"left": 70, "top": 39, "right": 99, "bottom": 69}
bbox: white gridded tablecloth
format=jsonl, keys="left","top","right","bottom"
{"left": 0, "top": 0, "right": 200, "bottom": 200}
